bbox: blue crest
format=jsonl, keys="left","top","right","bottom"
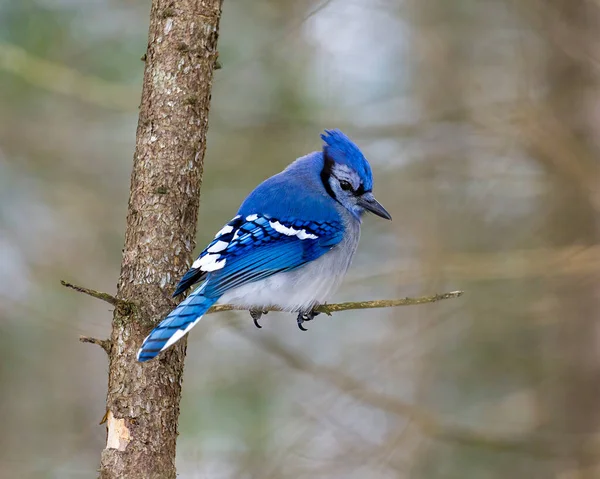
{"left": 321, "top": 129, "right": 373, "bottom": 191}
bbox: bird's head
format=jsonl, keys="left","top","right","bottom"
{"left": 320, "top": 129, "right": 392, "bottom": 221}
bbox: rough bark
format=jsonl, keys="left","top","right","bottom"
{"left": 99, "top": 1, "right": 223, "bottom": 477}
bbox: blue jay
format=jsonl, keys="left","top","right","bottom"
{"left": 137, "top": 129, "right": 391, "bottom": 362}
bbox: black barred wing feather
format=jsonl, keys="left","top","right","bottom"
{"left": 172, "top": 215, "right": 244, "bottom": 296}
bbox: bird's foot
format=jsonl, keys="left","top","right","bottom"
{"left": 250, "top": 309, "right": 268, "bottom": 329}
{"left": 296, "top": 310, "right": 321, "bottom": 331}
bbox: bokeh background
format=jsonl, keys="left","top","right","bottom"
{"left": 2, "top": 0, "right": 600, "bottom": 477}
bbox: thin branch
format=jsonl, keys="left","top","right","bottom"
{"left": 208, "top": 291, "right": 464, "bottom": 315}
{"left": 62, "top": 279, "right": 462, "bottom": 316}
{"left": 61, "top": 280, "right": 119, "bottom": 305}
{"left": 79, "top": 335, "right": 112, "bottom": 355}
{"left": 60, "top": 280, "right": 134, "bottom": 314}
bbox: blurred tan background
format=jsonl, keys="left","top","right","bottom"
{"left": 1, "top": 0, "right": 600, "bottom": 477}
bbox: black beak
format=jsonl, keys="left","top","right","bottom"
{"left": 357, "top": 192, "right": 392, "bottom": 220}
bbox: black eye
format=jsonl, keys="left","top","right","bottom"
{"left": 339, "top": 180, "right": 353, "bottom": 191}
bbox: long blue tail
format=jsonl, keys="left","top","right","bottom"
{"left": 137, "top": 286, "right": 219, "bottom": 362}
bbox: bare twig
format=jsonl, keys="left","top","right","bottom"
{"left": 208, "top": 291, "right": 464, "bottom": 315}
{"left": 61, "top": 280, "right": 119, "bottom": 305}
{"left": 60, "top": 280, "right": 133, "bottom": 314}
{"left": 62, "top": 279, "right": 463, "bottom": 316}
{"left": 79, "top": 335, "right": 112, "bottom": 355}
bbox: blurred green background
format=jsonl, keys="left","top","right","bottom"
{"left": 1, "top": 0, "right": 600, "bottom": 477}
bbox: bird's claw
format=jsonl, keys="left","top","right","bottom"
{"left": 296, "top": 310, "right": 320, "bottom": 331}
{"left": 250, "top": 310, "right": 268, "bottom": 329}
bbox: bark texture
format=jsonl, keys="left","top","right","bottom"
{"left": 100, "top": 1, "right": 223, "bottom": 477}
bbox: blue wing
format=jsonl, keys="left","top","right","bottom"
{"left": 173, "top": 214, "right": 345, "bottom": 298}
{"left": 173, "top": 214, "right": 244, "bottom": 296}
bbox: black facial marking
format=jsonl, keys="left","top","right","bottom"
{"left": 320, "top": 148, "right": 337, "bottom": 200}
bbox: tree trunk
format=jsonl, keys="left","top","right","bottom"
{"left": 99, "top": 1, "right": 223, "bottom": 477}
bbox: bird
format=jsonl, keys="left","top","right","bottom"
{"left": 137, "top": 129, "right": 391, "bottom": 362}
